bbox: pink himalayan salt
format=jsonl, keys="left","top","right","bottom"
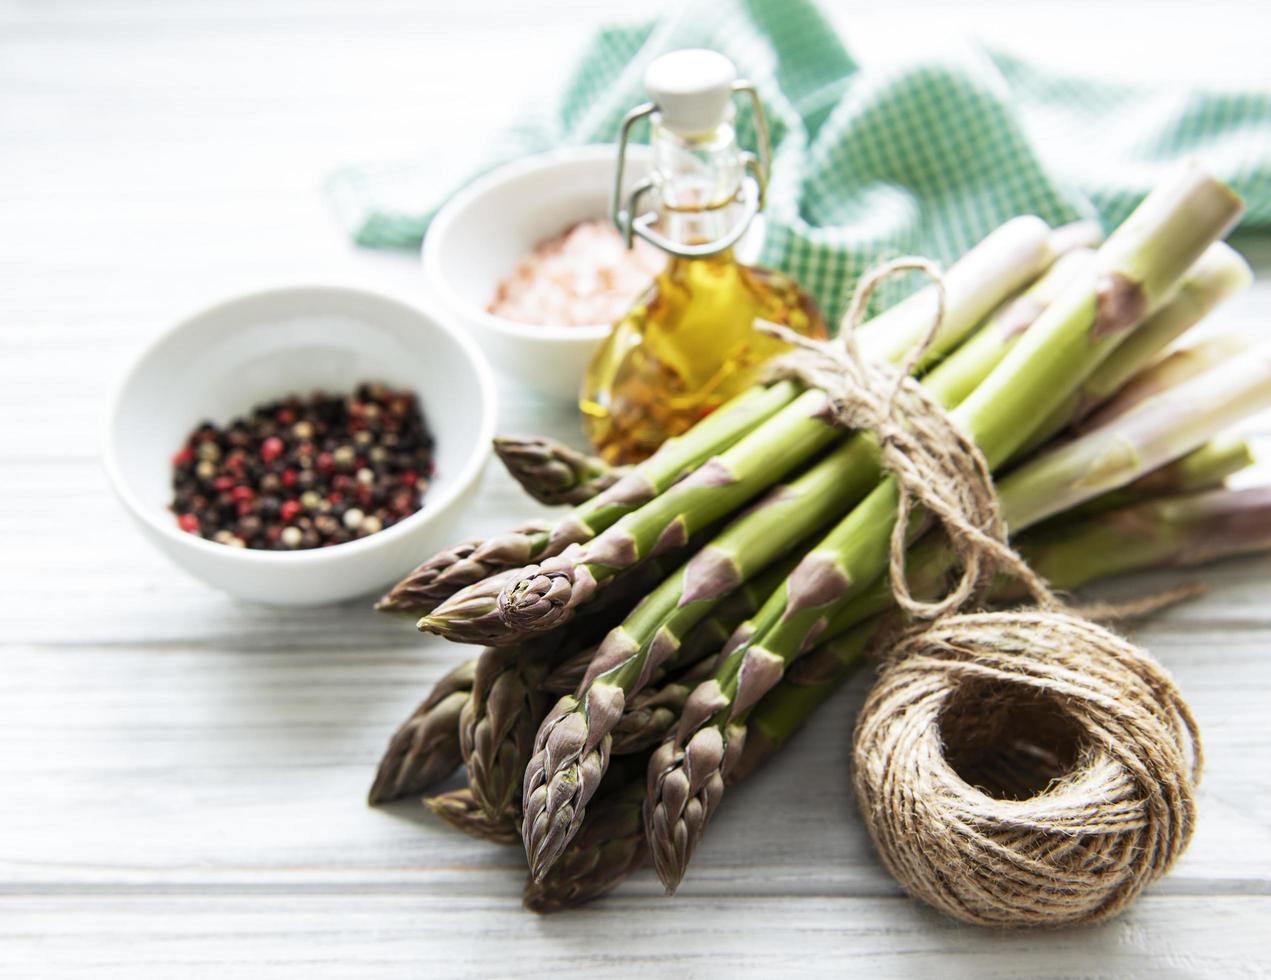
{"left": 487, "top": 219, "right": 665, "bottom": 327}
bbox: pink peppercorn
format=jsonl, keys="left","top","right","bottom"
{"left": 177, "top": 513, "right": 200, "bottom": 534}
{"left": 260, "top": 436, "right": 285, "bottom": 464}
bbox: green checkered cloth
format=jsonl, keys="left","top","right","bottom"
{"left": 327, "top": 0, "right": 1271, "bottom": 324}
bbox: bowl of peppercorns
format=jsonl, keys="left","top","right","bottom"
{"left": 104, "top": 285, "right": 497, "bottom": 606}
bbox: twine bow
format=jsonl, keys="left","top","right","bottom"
{"left": 761, "top": 258, "right": 1058, "bottom": 620}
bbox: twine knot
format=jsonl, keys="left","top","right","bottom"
{"left": 761, "top": 258, "right": 1058, "bottom": 620}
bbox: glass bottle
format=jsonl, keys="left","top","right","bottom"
{"left": 580, "top": 50, "right": 827, "bottom": 465}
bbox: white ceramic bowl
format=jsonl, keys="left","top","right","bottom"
{"left": 103, "top": 286, "right": 496, "bottom": 606}
{"left": 422, "top": 144, "right": 647, "bottom": 400}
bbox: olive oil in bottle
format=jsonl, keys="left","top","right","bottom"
{"left": 581, "top": 50, "right": 827, "bottom": 464}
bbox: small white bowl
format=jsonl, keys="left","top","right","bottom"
{"left": 422, "top": 144, "right": 647, "bottom": 400}
{"left": 103, "top": 286, "right": 497, "bottom": 606}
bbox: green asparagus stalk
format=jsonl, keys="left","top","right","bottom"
{"left": 649, "top": 166, "right": 1245, "bottom": 892}
{"left": 1059, "top": 435, "right": 1252, "bottom": 520}
{"left": 425, "top": 788, "right": 521, "bottom": 846}
{"left": 367, "top": 659, "right": 475, "bottom": 804}
{"left": 814, "top": 351, "right": 1271, "bottom": 651}
{"left": 1012, "top": 485, "right": 1271, "bottom": 597}
{"left": 1077, "top": 331, "right": 1255, "bottom": 435}
{"left": 517, "top": 236, "right": 1082, "bottom": 876}
{"left": 1016, "top": 242, "right": 1252, "bottom": 453}
{"left": 423, "top": 219, "right": 1059, "bottom": 646}
{"left": 380, "top": 381, "right": 804, "bottom": 615}
{"left": 494, "top": 435, "right": 628, "bottom": 507}
{"left": 1000, "top": 339, "right": 1271, "bottom": 529}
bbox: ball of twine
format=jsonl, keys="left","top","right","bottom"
{"left": 853, "top": 609, "right": 1202, "bottom": 928}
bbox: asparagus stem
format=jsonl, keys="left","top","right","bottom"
{"left": 849, "top": 215, "right": 1059, "bottom": 369}
{"left": 1011, "top": 485, "right": 1271, "bottom": 597}
{"left": 494, "top": 435, "right": 627, "bottom": 506}
{"left": 367, "top": 660, "right": 475, "bottom": 805}
{"left": 650, "top": 166, "right": 1245, "bottom": 893}
{"left": 819, "top": 346, "right": 1271, "bottom": 651}
{"left": 1000, "top": 339, "right": 1271, "bottom": 528}
{"left": 417, "top": 524, "right": 693, "bottom": 644}
{"left": 1077, "top": 331, "right": 1256, "bottom": 435}
{"left": 1059, "top": 435, "right": 1252, "bottom": 520}
{"left": 376, "top": 526, "right": 548, "bottom": 616}
{"left": 425, "top": 789, "right": 520, "bottom": 846}
{"left": 1018, "top": 242, "right": 1252, "bottom": 453}
{"left": 516, "top": 229, "right": 1072, "bottom": 876}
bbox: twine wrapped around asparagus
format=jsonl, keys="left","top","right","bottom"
{"left": 645, "top": 169, "right": 1238, "bottom": 921}
{"left": 645, "top": 165, "right": 1245, "bottom": 900}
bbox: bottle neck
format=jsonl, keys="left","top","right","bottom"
{"left": 649, "top": 115, "right": 749, "bottom": 252}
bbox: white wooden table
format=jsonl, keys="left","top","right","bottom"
{"left": 3, "top": 2, "right": 1269, "bottom": 975}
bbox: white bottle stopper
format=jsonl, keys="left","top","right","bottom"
{"left": 643, "top": 49, "right": 737, "bottom": 138}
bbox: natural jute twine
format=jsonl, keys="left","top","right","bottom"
{"left": 759, "top": 260, "right": 1202, "bottom": 928}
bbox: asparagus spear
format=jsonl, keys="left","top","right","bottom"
{"left": 516, "top": 242, "right": 1083, "bottom": 876}
{"left": 367, "top": 659, "right": 474, "bottom": 805}
{"left": 649, "top": 167, "right": 1246, "bottom": 892}
{"left": 1017, "top": 241, "right": 1252, "bottom": 453}
{"left": 815, "top": 351, "right": 1271, "bottom": 654}
{"left": 460, "top": 644, "right": 546, "bottom": 823}
{"left": 1077, "top": 331, "right": 1255, "bottom": 435}
{"left": 423, "top": 219, "right": 1059, "bottom": 645}
{"left": 494, "top": 435, "right": 627, "bottom": 506}
{"left": 1001, "top": 339, "right": 1271, "bottom": 528}
{"left": 425, "top": 789, "right": 520, "bottom": 846}
{"left": 380, "top": 381, "right": 805, "bottom": 615}
{"left": 522, "top": 764, "right": 649, "bottom": 914}
{"left": 1059, "top": 435, "right": 1252, "bottom": 520}
{"left": 375, "top": 526, "right": 548, "bottom": 616}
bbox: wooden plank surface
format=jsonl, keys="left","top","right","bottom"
{"left": 2, "top": 1, "right": 1269, "bottom": 976}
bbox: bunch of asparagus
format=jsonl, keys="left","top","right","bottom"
{"left": 369, "top": 166, "right": 1271, "bottom": 910}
